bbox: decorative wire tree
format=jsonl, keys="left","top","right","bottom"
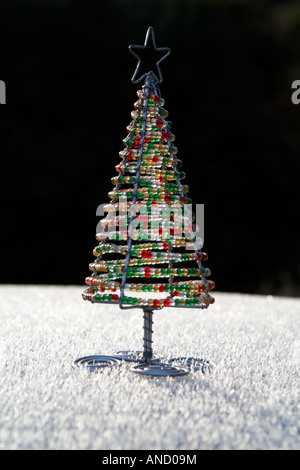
{"left": 74, "top": 27, "right": 215, "bottom": 376}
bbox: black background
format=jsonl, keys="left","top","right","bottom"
{"left": 0, "top": 0, "right": 299, "bottom": 297}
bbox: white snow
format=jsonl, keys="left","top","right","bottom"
{"left": 0, "top": 285, "right": 299, "bottom": 450}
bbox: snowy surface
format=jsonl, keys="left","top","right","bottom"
{"left": 0, "top": 285, "right": 299, "bottom": 450}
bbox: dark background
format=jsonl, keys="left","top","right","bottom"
{"left": 0, "top": 0, "right": 300, "bottom": 297}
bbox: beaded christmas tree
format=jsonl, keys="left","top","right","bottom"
{"left": 74, "top": 27, "right": 215, "bottom": 376}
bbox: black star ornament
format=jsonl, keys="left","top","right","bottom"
{"left": 129, "top": 26, "right": 171, "bottom": 85}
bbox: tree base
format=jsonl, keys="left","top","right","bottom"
{"left": 73, "top": 354, "right": 213, "bottom": 375}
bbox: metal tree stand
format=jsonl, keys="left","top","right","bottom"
{"left": 73, "top": 307, "right": 190, "bottom": 376}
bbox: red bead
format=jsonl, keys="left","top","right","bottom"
{"left": 101, "top": 286, "right": 105, "bottom": 292}
{"left": 153, "top": 156, "right": 159, "bottom": 163}
{"left": 162, "top": 131, "right": 171, "bottom": 140}
{"left": 163, "top": 243, "right": 169, "bottom": 249}
{"left": 154, "top": 95, "right": 160, "bottom": 102}
{"left": 112, "top": 294, "right": 119, "bottom": 301}
{"left": 156, "top": 119, "right": 163, "bottom": 127}
{"left": 159, "top": 285, "right": 165, "bottom": 292}
{"left": 147, "top": 251, "right": 152, "bottom": 259}
{"left": 164, "top": 299, "right": 171, "bottom": 307}
{"left": 153, "top": 299, "right": 160, "bottom": 307}
{"left": 174, "top": 291, "right": 179, "bottom": 296}
{"left": 145, "top": 267, "right": 151, "bottom": 278}
{"left": 165, "top": 195, "right": 170, "bottom": 202}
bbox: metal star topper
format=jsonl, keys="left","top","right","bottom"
{"left": 129, "top": 26, "right": 171, "bottom": 85}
